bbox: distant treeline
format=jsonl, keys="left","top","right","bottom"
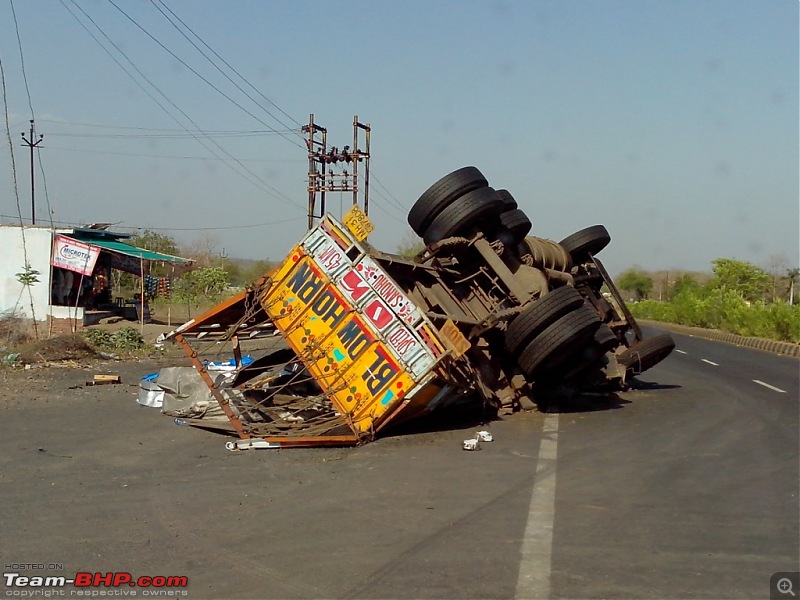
{"left": 617, "top": 258, "right": 800, "bottom": 343}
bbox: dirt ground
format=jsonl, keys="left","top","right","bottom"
{"left": 1, "top": 320, "right": 292, "bottom": 409}
{"left": 1, "top": 313, "right": 211, "bottom": 408}
{"left": 0, "top": 351, "right": 183, "bottom": 409}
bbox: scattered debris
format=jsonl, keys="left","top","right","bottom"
{"left": 86, "top": 374, "right": 121, "bottom": 386}
{"left": 154, "top": 167, "right": 674, "bottom": 449}
{"left": 225, "top": 439, "right": 281, "bottom": 451}
{"left": 462, "top": 438, "right": 481, "bottom": 451}
{"left": 463, "top": 430, "right": 493, "bottom": 451}
{"left": 476, "top": 430, "right": 494, "bottom": 443}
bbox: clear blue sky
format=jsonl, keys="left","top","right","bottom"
{"left": 1, "top": 0, "right": 797, "bottom": 276}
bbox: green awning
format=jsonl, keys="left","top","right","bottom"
{"left": 66, "top": 235, "right": 189, "bottom": 263}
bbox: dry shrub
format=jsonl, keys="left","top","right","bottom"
{"left": 16, "top": 334, "right": 99, "bottom": 364}
{"left": 0, "top": 311, "right": 34, "bottom": 351}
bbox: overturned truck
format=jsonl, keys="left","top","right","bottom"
{"left": 160, "top": 167, "right": 675, "bottom": 448}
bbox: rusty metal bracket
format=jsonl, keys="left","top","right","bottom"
{"left": 173, "top": 333, "right": 251, "bottom": 440}
{"left": 592, "top": 256, "right": 643, "bottom": 343}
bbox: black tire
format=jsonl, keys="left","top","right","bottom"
{"left": 505, "top": 286, "right": 585, "bottom": 354}
{"left": 594, "top": 323, "right": 620, "bottom": 354}
{"left": 559, "top": 225, "right": 611, "bottom": 264}
{"left": 498, "top": 209, "right": 532, "bottom": 243}
{"left": 544, "top": 323, "right": 619, "bottom": 381}
{"left": 423, "top": 187, "right": 502, "bottom": 246}
{"left": 518, "top": 304, "right": 602, "bottom": 378}
{"left": 573, "top": 268, "right": 604, "bottom": 292}
{"left": 495, "top": 189, "right": 518, "bottom": 212}
{"left": 408, "top": 166, "right": 488, "bottom": 236}
{"left": 617, "top": 334, "right": 675, "bottom": 375}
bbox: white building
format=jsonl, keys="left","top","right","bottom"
{"left": 0, "top": 224, "right": 187, "bottom": 335}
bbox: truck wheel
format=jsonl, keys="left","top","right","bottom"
{"left": 559, "top": 225, "right": 611, "bottom": 264}
{"left": 423, "top": 187, "right": 502, "bottom": 246}
{"left": 544, "top": 323, "right": 619, "bottom": 381}
{"left": 518, "top": 304, "right": 602, "bottom": 378}
{"left": 495, "top": 189, "right": 518, "bottom": 211}
{"left": 617, "top": 334, "right": 675, "bottom": 375}
{"left": 594, "top": 323, "right": 620, "bottom": 353}
{"left": 505, "top": 286, "right": 585, "bottom": 354}
{"left": 408, "top": 166, "right": 488, "bottom": 236}
{"left": 498, "top": 209, "right": 532, "bottom": 243}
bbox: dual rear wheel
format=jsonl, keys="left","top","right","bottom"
{"left": 408, "top": 168, "right": 531, "bottom": 246}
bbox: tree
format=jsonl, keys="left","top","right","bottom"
{"left": 173, "top": 266, "right": 231, "bottom": 316}
{"left": 129, "top": 230, "right": 180, "bottom": 256}
{"left": 116, "top": 230, "right": 182, "bottom": 292}
{"left": 14, "top": 262, "right": 41, "bottom": 338}
{"left": 617, "top": 269, "right": 653, "bottom": 301}
{"left": 181, "top": 233, "right": 220, "bottom": 268}
{"left": 765, "top": 254, "right": 789, "bottom": 303}
{"left": 709, "top": 258, "right": 770, "bottom": 303}
{"left": 396, "top": 232, "right": 424, "bottom": 259}
{"left": 787, "top": 268, "right": 800, "bottom": 305}
{"left": 668, "top": 273, "right": 702, "bottom": 300}
{"left": 236, "top": 259, "right": 274, "bottom": 286}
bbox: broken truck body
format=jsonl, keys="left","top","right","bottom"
{"left": 161, "top": 166, "right": 675, "bottom": 447}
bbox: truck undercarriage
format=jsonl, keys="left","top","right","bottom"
{"left": 155, "top": 166, "right": 675, "bottom": 448}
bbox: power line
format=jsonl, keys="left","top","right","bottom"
{"left": 106, "top": 0, "right": 304, "bottom": 149}
{"left": 1, "top": 55, "right": 41, "bottom": 334}
{"left": 45, "top": 130, "right": 299, "bottom": 139}
{"left": 60, "top": 0, "right": 304, "bottom": 213}
{"left": 0, "top": 212, "right": 306, "bottom": 231}
{"left": 0, "top": 57, "right": 25, "bottom": 227}
{"left": 10, "top": 0, "right": 55, "bottom": 229}
{"left": 37, "top": 119, "right": 299, "bottom": 134}
{"left": 370, "top": 171, "right": 409, "bottom": 213}
{"left": 9, "top": 0, "right": 34, "bottom": 117}
{"left": 44, "top": 144, "right": 305, "bottom": 162}
{"left": 123, "top": 215, "right": 307, "bottom": 231}
{"left": 36, "top": 149, "right": 54, "bottom": 223}
{"left": 154, "top": 0, "right": 304, "bottom": 130}
{"left": 368, "top": 193, "right": 408, "bottom": 224}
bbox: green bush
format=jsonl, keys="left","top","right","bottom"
{"left": 84, "top": 327, "right": 146, "bottom": 352}
{"left": 629, "top": 257, "right": 800, "bottom": 343}
{"left": 83, "top": 328, "right": 113, "bottom": 349}
{"left": 631, "top": 295, "right": 800, "bottom": 342}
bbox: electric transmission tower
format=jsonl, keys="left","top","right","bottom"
{"left": 303, "top": 114, "right": 370, "bottom": 230}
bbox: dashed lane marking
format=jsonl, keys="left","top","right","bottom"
{"left": 701, "top": 359, "right": 719, "bottom": 366}
{"left": 676, "top": 350, "right": 687, "bottom": 354}
{"left": 753, "top": 380, "right": 786, "bottom": 393}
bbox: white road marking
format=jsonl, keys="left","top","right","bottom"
{"left": 517, "top": 408, "right": 559, "bottom": 600}
{"left": 676, "top": 349, "right": 687, "bottom": 354}
{"left": 753, "top": 380, "right": 786, "bottom": 393}
{"left": 701, "top": 359, "right": 719, "bottom": 366}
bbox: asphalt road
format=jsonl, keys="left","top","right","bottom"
{"left": 1, "top": 327, "right": 798, "bottom": 599}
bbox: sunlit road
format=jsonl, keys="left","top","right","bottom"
{"left": 550, "top": 329, "right": 799, "bottom": 599}
{"left": 1, "top": 327, "right": 797, "bottom": 599}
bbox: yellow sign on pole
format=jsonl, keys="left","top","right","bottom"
{"left": 343, "top": 205, "right": 374, "bottom": 241}
{"left": 440, "top": 319, "right": 471, "bottom": 357}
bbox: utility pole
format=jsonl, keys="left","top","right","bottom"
{"left": 303, "top": 114, "right": 370, "bottom": 230}
{"left": 21, "top": 119, "right": 43, "bottom": 225}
